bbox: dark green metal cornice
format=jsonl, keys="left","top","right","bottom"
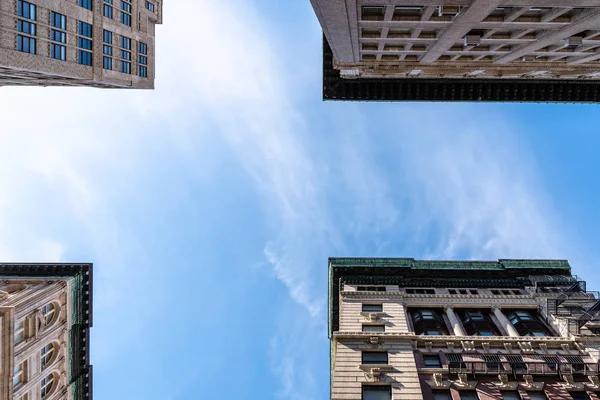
{"left": 328, "top": 258, "right": 571, "bottom": 337}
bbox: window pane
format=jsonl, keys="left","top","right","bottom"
{"left": 528, "top": 393, "right": 547, "bottom": 400}
{"left": 363, "top": 304, "right": 383, "bottom": 312}
{"left": 362, "top": 352, "right": 388, "bottom": 364}
{"left": 460, "top": 391, "right": 479, "bottom": 400}
{"left": 433, "top": 391, "right": 452, "bottom": 400}
{"left": 502, "top": 392, "right": 521, "bottom": 400}
{"left": 363, "top": 325, "right": 385, "bottom": 332}
{"left": 363, "top": 386, "right": 390, "bottom": 400}
{"left": 424, "top": 356, "right": 442, "bottom": 368}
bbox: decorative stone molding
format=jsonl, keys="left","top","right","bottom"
{"left": 574, "top": 342, "right": 587, "bottom": 353}
{"left": 586, "top": 375, "right": 600, "bottom": 388}
{"left": 539, "top": 343, "right": 548, "bottom": 352}
{"left": 433, "top": 373, "right": 443, "bottom": 387}
{"left": 562, "top": 374, "right": 575, "bottom": 388}
{"left": 482, "top": 342, "right": 490, "bottom": 352}
{"left": 561, "top": 343, "right": 571, "bottom": 352}
{"left": 462, "top": 341, "right": 475, "bottom": 352}
{"left": 520, "top": 375, "right": 544, "bottom": 390}
{"left": 518, "top": 342, "right": 534, "bottom": 354}
{"left": 447, "top": 342, "right": 456, "bottom": 351}
{"left": 364, "top": 367, "right": 386, "bottom": 382}
{"left": 425, "top": 342, "right": 433, "bottom": 352}
{"left": 369, "top": 336, "right": 380, "bottom": 345}
{"left": 454, "top": 374, "right": 478, "bottom": 389}
{"left": 426, "top": 373, "right": 451, "bottom": 389}
{"left": 495, "top": 374, "right": 518, "bottom": 389}
{"left": 504, "top": 343, "right": 513, "bottom": 352}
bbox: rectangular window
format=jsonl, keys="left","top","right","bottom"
{"left": 14, "top": 320, "right": 24, "bottom": 343}
{"left": 50, "top": 43, "right": 66, "bottom": 60}
{"left": 103, "top": 30, "right": 113, "bottom": 44}
{"left": 50, "top": 11, "right": 66, "bottom": 29}
{"left": 357, "top": 286, "right": 386, "bottom": 292}
{"left": 120, "top": 1, "right": 132, "bottom": 26}
{"left": 17, "top": 20, "right": 36, "bottom": 35}
{"left": 362, "top": 304, "right": 383, "bottom": 312}
{"left": 17, "top": 35, "right": 36, "bottom": 54}
{"left": 78, "top": 21, "right": 93, "bottom": 37}
{"left": 362, "top": 325, "right": 385, "bottom": 332}
{"left": 423, "top": 355, "right": 442, "bottom": 368}
{"left": 528, "top": 393, "right": 547, "bottom": 400}
{"left": 13, "top": 361, "right": 25, "bottom": 386}
{"left": 103, "top": 4, "right": 113, "bottom": 18}
{"left": 103, "top": 45, "right": 112, "bottom": 56}
{"left": 103, "top": 56, "right": 112, "bottom": 70}
{"left": 120, "top": 61, "right": 131, "bottom": 74}
{"left": 78, "top": 50, "right": 92, "bottom": 66}
{"left": 145, "top": 1, "right": 155, "bottom": 12}
{"left": 433, "top": 391, "right": 452, "bottom": 400}
{"left": 77, "top": 37, "right": 92, "bottom": 50}
{"left": 362, "top": 385, "right": 391, "bottom": 400}
{"left": 502, "top": 392, "right": 521, "bottom": 400}
{"left": 78, "top": 0, "right": 92, "bottom": 10}
{"left": 50, "top": 30, "right": 66, "bottom": 43}
{"left": 120, "top": 36, "right": 131, "bottom": 49}
{"left": 569, "top": 393, "right": 589, "bottom": 400}
{"left": 17, "top": 1, "right": 36, "bottom": 20}
{"left": 362, "top": 351, "right": 388, "bottom": 365}
{"left": 139, "top": 41, "right": 148, "bottom": 77}
{"left": 460, "top": 391, "right": 479, "bottom": 400}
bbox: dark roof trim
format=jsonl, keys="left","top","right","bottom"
{"left": 0, "top": 263, "right": 93, "bottom": 400}
{"left": 322, "top": 36, "right": 600, "bottom": 103}
{"left": 328, "top": 258, "right": 571, "bottom": 337}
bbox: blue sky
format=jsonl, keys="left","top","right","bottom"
{"left": 2, "top": 0, "right": 600, "bottom": 399}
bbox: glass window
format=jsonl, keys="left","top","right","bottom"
{"left": 103, "top": 3, "right": 113, "bottom": 18}
{"left": 78, "top": 37, "right": 92, "bottom": 50}
{"left": 145, "top": 1, "right": 155, "bottom": 12}
{"left": 40, "top": 343, "right": 56, "bottom": 367}
{"left": 528, "top": 393, "right": 547, "bottom": 400}
{"left": 433, "top": 391, "right": 452, "bottom": 400}
{"left": 570, "top": 393, "right": 590, "bottom": 400}
{"left": 103, "top": 56, "right": 112, "bottom": 70}
{"left": 13, "top": 362, "right": 25, "bottom": 386}
{"left": 363, "top": 325, "right": 385, "bottom": 332}
{"left": 17, "top": 35, "right": 36, "bottom": 54}
{"left": 363, "top": 304, "right": 383, "bottom": 312}
{"left": 14, "top": 320, "right": 25, "bottom": 343}
{"left": 40, "top": 374, "right": 55, "bottom": 398}
{"left": 40, "top": 303, "right": 56, "bottom": 324}
{"left": 460, "top": 391, "right": 479, "bottom": 400}
{"left": 424, "top": 355, "right": 442, "bottom": 368}
{"left": 362, "top": 386, "right": 390, "bottom": 400}
{"left": 502, "top": 392, "right": 521, "bottom": 400}
{"left": 78, "top": 50, "right": 92, "bottom": 66}
{"left": 120, "top": 61, "right": 131, "bottom": 74}
{"left": 50, "top": 44, "right": 66, "bottom": 61}
{"left": 78, "top": 0, "right": 93, "bottom": 10}
{"left": 139, "top": 66, "right": 147, "bottom": 77}
{"left": 18, "top": 20, "right": 36, "bottom": 35}
{"left": 51, "top": 30, "right": 66, "bottom": 43}
{"left": 50, "top": 12, "right": 66, "bottom": 30}
{"left": 103, "top": 30, "right": 113, "bottom": 44}
{"left": 362, "top": 351, "right": 388, "bottom": 364}
{"left": 78, "top": 21, "right": 93, "bottom": 37}
{"left": 17, "top": 1, "right": 36, "bottom": 21}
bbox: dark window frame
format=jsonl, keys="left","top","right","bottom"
{"left": 362, "top": 351, "right": 388, "bottom": 365}
{"left": 362, "top": 304, "right": 383, "bottom": 312}
{"left": 362, "top": 385, "right": 391, "bottom": 400}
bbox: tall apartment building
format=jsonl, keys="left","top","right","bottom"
{"left": 0, "top": 263, "right": 93, "bottom": 400}
{"left": 0, "top": 0, "right": 162, "bottom": 89}
{"left": 329, "top": 258, "right": 600, "bottom": 400}
{"left": 311, "top": 1, "right": 600, "bottom": 102}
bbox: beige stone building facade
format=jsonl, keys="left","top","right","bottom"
{"left": 0, "top": 0, "right": 162, "bottom": 88}
{"left": 0, "top": 264, "right": 92, "bottom": 400}
{"left": 329, "top": 258, "right": 600, "bottom": 400}
{"left": 311, "top": 1, "right": 600, "bottom": 80}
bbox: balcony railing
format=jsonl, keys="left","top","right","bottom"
{"left": 448, "top": 361, "right": 599, "bottom": 377}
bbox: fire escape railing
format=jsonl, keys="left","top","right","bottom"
{"left": 530, "top": 275, "right": 600, "bottom": 334}
{"left": 447, "top": 361, "right": 600, "bottom": 378}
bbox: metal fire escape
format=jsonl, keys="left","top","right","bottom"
{"left": 530, "top": 275, "right": 600, "bottom": 335}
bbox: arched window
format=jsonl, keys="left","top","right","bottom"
{"left": 40, "top": 343, "right": 57, "bottom": 368}
{"left": 40, "top": 373, "right": 56, "bottom": 398}
{"left": 40, "top": 303, "right": 57, "bottom": 325}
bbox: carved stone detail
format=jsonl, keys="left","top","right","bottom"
{"left": 462, "top": 341, "right": 475, "bottom": 352}
{"left": 518, "top": 342, "right": 534, "bottom": 354}
{"left": 433, "top": 373, "right": 443, "bottom": 387}
{"left": 588, "top": 375, "right": 600, "bottom": 387}
{"left": 482, "top": 342, "right": 490, "bottom": 352}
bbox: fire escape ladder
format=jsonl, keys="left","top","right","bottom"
{"left": 578, "top": 300, "right": 600, "bottom": 328}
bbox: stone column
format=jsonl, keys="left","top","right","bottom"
{"left": 492, "top": 306, "right": 520, "bottom": 337}
{"left": 445, "top": 305, "right": 467, "bottom": 336}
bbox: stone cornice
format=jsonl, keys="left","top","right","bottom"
{"left": 342, "top": 291, "right": 539, "bottom": 306}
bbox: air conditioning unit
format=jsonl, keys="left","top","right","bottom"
{"left": 564, "top": 36, "right": 583, "bottom": 49}
{"left": 464, "top": 35, "right": 481, "bottom": 47}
